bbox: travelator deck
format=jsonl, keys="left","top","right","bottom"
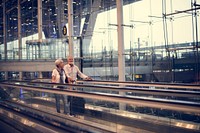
{"left": 0, "top": 80, "right": 199, "bottom": 133}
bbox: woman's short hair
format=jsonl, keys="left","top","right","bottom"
{"left": 55, "top": 59, "right": 63, "bottom": 66}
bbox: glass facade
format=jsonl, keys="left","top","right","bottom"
{"left": 0, "top": 0, "right": 200, "bottom": 83}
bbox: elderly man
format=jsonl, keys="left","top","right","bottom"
{"left": 64, "top": 56, "right": 92, "bottom": 116}
{"left": 64, "top": 56, "right": 92, "bottom": 83}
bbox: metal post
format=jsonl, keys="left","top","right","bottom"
{"left": 38, "top": 0, "right": 42, "bottom": 58}
{"left": 19, "top": 72, "right": 23, "bottom": 80}
{"left": 38, "top": 0, "right": 42, "bottom": 42}
{"left": 194, "top": 0, "right": 199, "bottom": 83}
{"left": 116, "top": 0, "right": 126, "bottom": 110}
{"left": 55, "top": 0, "right": 65, "bottom": 38}
{"left": 5, "top": 72, "right": 8, "bottom": 80}
{"left": 18, "top": 0, "right": 22, "bottom": 60}
{"left": 116, "top": 0, "right": 125, "bottom": 82}
{"left": 68, "top": 0, "right": 74, "bottom": 56}
{"left": 3, "top": 1, "right": 7, "bottom": 60}
{"left": 79, "top": 37, "right": 83, "bottom": 72}
{"left": 38, "top": 71, "right": 43, "bottom": 79}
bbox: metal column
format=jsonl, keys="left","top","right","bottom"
{"left": 38, "top": 71, "right": 43, "bottom": 79}
{"left": 38, "top": 0, "right": 42, "bottom": 42}
{"left": 55, "top": 0, "right": 65, "bottom": 38}
{"left": 38, "top": 0, "right": 42, "bottom": 58}
{"left": 18, "top": 0, "right": 22, "bottom": 60}
{"left": 116, "top": 0, "right": 125, "bottom": 82}
{"left": 3, "top": 1, "right": 7, "bottom": 60}
{"left": 68, "top": 0, "right": 74, "bottom": 56}
{"left": 116, "top": 0, "right": 126, "bottom": 110}
{"left": 19, "top": 72, "right": 23, "bottom": 80}
{"left": 5, "top": 72, "right": 8, "bottom": 80}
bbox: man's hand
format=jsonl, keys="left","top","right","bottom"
{"left": 67, "top": 77, "right": 74, "bottom": 83}
{"left": 85, "top": 76, "right": 93, "bottom": 80}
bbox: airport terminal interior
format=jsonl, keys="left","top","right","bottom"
{"left": 0, "top": 0, "right": 200, "bottom": 132}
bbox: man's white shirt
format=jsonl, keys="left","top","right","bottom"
{"left": 64, "top": 64, "right": 87, "bottom": 81}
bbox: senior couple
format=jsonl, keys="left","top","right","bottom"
{"left": 51, "top": 56, "right": 92, "bottom": 114}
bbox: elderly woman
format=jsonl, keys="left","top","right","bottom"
{"left": 51, "top": 59, "right": 69, "bottom": 114}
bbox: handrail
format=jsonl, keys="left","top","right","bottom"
{"left": 3, "top": 79, "right": 199, "bottom": 89}
{"left": 0, "top": 82, "right": 200, "bottom": 114}
{"left": 78, "top": 80, "right": 200, "bottom": 90}
{"left": 3, "top": 80, "right": 200, "bottom": 98}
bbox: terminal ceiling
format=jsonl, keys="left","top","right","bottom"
{"left": 0, "top": 0, "right": 140, "bottom": 45}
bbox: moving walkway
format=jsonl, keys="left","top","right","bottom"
{"left": 0, "top": 80, "right": 199, "bottom": 133}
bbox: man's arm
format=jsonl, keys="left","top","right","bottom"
{"left": 76, "top": 66, "right": 92, "bottom": 80}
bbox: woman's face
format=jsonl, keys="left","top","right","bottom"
{"left": 59, "top": 61, "right": 64, "bottom": 68}
{"left": 61, "top": 62, "right": 65, "bottom": 68}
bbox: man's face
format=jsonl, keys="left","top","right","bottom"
{"left": 68, "top": 57, "right": 74, "bottom": 66}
